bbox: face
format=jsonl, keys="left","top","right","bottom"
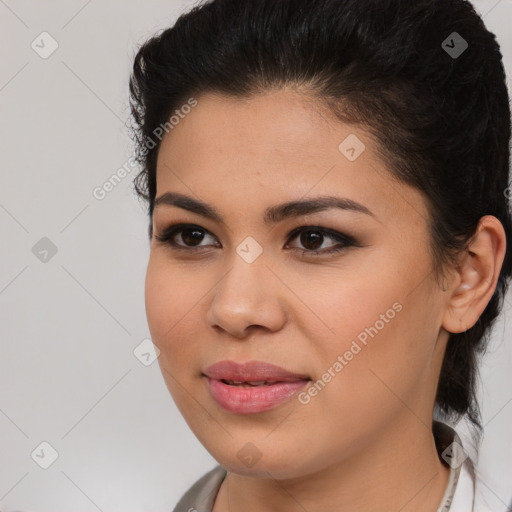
{"left": 145, "top": 89, "right": 450, "bottom": 479}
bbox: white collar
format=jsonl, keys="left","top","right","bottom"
{"left": 434, "top": 420, "right": 475, "bottom": 512}
{"left": 443, "top": 457, "right": 475, "bottom": 511}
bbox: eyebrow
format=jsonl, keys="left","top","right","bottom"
{"left": 153, "top": 191, "right": 374, "bottom": 225}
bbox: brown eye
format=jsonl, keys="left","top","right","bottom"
{"left": 180, "top": 228, "right": 207, "bottom": 246}
{"left": 155, "top": 223, "right": 356, "bottom": 257}
{"left": 299, "top": 230, "right": 324, "bottom": 250}
{"left": 286, "top": 226, "right": 357, "bottom": 257}
{"left": 154, "top": 224, "right": 219, "bottom": 250}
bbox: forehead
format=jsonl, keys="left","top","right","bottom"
{"left": 160, "top": 89, "right": 341, "bottom": 162}
{"left": 155, "top": 89, "right": 429, "bottom": 226}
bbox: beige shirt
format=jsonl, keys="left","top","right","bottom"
{"left": 172, "top": 421, "right": 474, "bottom": 512}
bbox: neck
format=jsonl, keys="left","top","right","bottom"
{"left": 213, "top": 416, "right": 451, "bottom": 512}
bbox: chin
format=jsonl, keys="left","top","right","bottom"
{"left": 204, "top": 440, "right": 313, "bottom": 479}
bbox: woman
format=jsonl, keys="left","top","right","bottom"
{"left": 129, "top": 0, "right": 511, "bottom": 510}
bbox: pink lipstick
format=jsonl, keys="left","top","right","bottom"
{"left": 203, "top": 360, "right": 310, "bottom": 414}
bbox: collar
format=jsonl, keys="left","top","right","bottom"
{"left": 433, "top": 420, "right": 475, "bottom": 511}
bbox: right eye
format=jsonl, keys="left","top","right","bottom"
{"left": 154, "top": 223, "right": 220, "bottom": 251}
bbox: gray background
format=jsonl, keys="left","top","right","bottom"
{"left": 0, "top": 1, "right": 511, "bottom": 510}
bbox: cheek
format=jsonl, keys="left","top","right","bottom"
{"left": 284, "top": 259, "right": 404, "bottom": 356}
{"left": 144, "top": 257, "right": 203, "bottom": 360}
{"left": 145, "top": 258, "right": 207, "bottom": 414}
{"left": 291, "top": 250, "right": 438, "bottom": 404}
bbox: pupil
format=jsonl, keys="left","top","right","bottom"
{"left": 182, "top": 228, "right": 204, "bottom": 246}
{"left": 301, "top": 230, "right": 323, "bottom": 250}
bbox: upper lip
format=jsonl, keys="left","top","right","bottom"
{"left": 203, "top": 360, "right": 310, "bottom": 382}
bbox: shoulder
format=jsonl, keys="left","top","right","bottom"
{"left": 172, "top": 465, "right": 227, "bottom": 512}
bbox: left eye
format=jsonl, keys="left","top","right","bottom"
{"left": 154, "top": 224, "right": 356, "bottom": 257}
{"left": 285, "top": 226, "right": 356, "bottom": 256}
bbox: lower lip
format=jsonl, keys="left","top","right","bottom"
{"left": 205, "top": 377, "right": 309, "bottom": 414}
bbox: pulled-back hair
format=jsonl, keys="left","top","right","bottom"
{"left": 129, "top": 0, "right": 512, "bottom": 433}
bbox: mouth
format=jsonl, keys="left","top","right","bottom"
{"left": 203, "top": 359, "right": 310, "bottom": 382}
{"left": 220, "top": 379, "right": 289, "bottom": 386}
{"left": 204, "top": 377, "right": 310, "bottom": 414}
{"left": 202, "top": 360, "right": 311, "bottom": 414}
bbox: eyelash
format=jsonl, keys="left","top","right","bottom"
{"left": 154, "top": 223, "right": 357, "bottom": 257}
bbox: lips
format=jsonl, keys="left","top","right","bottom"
{"left": 203, "top": 359, "right": 310, "bottom": 383}
{"left": 202, "top": 360, "right": 311, "bottom": 414}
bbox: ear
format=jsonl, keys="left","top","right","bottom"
{"left": 442, "top": 215, "right": 507, "bottom": 334}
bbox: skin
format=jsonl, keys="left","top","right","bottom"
{"left": 144, "top": 88, "right": 506, "bottom": 512}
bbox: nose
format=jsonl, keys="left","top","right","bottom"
{"left": 206, "top": 251, "right": 287, "bottom": 339}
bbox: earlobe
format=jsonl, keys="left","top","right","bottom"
{"left": 442, "top": 215, "right": 507, "bottom": 334}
